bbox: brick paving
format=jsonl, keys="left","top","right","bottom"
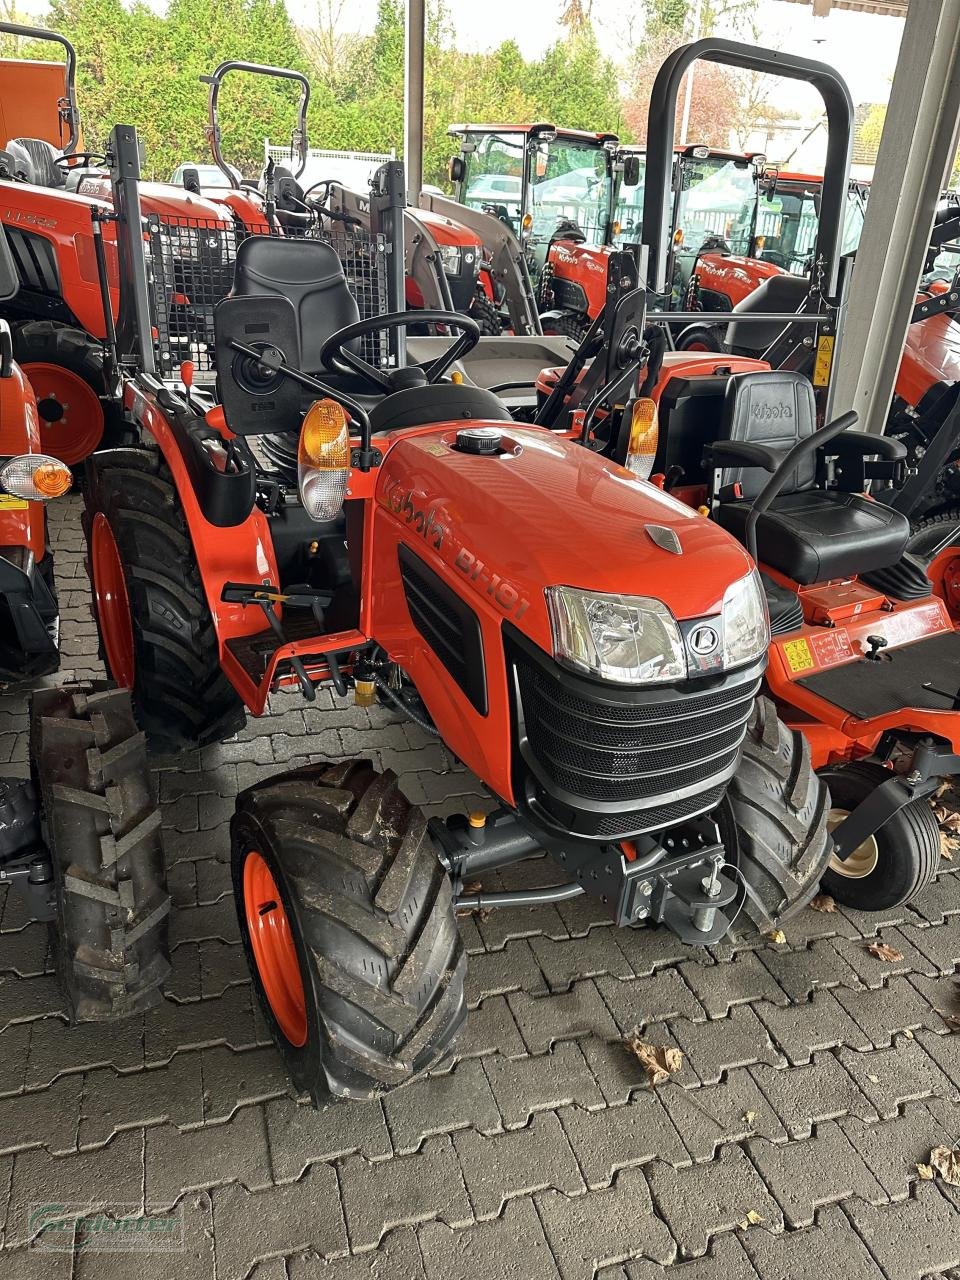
{"left": 0, "top": 494, "right": 958, "bottom": 1278}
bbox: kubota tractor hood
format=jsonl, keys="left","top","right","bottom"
{"left": 376, "top": 422, "right": 755, "bottom": 654}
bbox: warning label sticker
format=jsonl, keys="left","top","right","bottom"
{"left": 0, "top": 495, "right": 28, "bottom": 511}
{"left": 810, "top": 629, "right": 854, "bottom": 668}
{"left": 813, "top": 335, "right": 834, "bottom": 388}
{"left": 783, "top": 637, "right": 815, "bottom": 672}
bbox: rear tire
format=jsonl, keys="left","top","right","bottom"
{"left": 819, "top": 760, "right": 941, "bottom": 911}
{"left": 469, "top": 290, "right": 502, "bottom": 336}
{"left": 723, "top": 697, "right": 832, "bottom": 931}
{"left": 31, "top": 683, "right": 170, "bottom": 1020}
{"left": 907, "top": 507, "right": 960, "bottom": 559}
{"left": 83, "top": 449, "right": 245, "bottom": 751}
{"left": 13, "top": 321, "right": 122, "bottom": 465}
{"left": 231, "top": 760, "right": 466, "bottom": 1103}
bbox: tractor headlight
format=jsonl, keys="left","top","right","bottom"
{"left": 438, "top": 244, "right": 462, "bottom": 275}
{"left": 721, "top": 570, "right": 769, "bottom": 669}
{"left": 546, "top": 586, "right": 686, "bottom": 685}
{"left": 0, "top": 454, "right": 72, "bottom": 502}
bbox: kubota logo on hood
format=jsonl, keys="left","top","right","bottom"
{"left": 383, "top": 481, "right": 446, "bottom": 550}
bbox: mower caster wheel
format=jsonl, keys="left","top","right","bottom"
{"left": 31, "top": 682, "right": 170, "bottom": 1021}
{"left": 722, "top": 697, "right": 832, "bottom": 932}
{"left": 231, "top": 760, "right": 466, "bottom": 1104}
{"left": 83, "top": 449, "right": 246, "bottom": 751}
{"left": 819, "top": 760, "right": 941, "bottom": 911}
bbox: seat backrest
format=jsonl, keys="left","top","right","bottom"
{"left": 232, "top": 235, "right": 359, "bottom": 373}
{"left": 717, "top": 370, "right": 818, "bottom": 500}
{"left": 9, "top": 138, "right": 64, "bottom": 189}
{"left": 724, "top": 273, "right": 810, "bottom": 355}
{"left": 652, "top": 374, "right": 728, "bottom": 483}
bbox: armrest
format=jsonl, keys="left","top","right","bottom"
{"left": 703, "top": 439, "right": 787, "bottom": 472}
{"left": 822, "top": 429, "right": 907, "bottom": 461}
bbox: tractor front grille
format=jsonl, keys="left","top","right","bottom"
{"left": 511, "top": 637, "right": 761, "bottom": 837}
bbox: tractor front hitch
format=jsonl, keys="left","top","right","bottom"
{"left": 431, "top": 807, "right": 740, "bottom": 944}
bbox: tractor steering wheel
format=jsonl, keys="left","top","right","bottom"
{"left": 56, "top": 152, "right": 105, "bottom": 168}
{"left": 319, "top": 311, "right": 481, "bottom": 394}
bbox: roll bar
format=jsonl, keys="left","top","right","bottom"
{"left": 200, "top": 60, "right": 310, "bottom": 188}
{"left": 0, "top": 21, "right": 81, "bottom": 154}
{"left": 641, "top": 38, "right": 853, "bottom": 298}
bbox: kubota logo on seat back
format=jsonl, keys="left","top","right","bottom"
{"left": 751, "top": 402, "right": 794, "bottom": 422}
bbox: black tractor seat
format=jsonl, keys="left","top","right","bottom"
{"left": 713, "top": 371, "right": 911, "bottom": 585}
{"left": 5, "top": 137, "right": 65, "bottom": 188}
{"left": 722, "top": 274, "right": 810, "bottom": 357}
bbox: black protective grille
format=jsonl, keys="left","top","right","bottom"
{"left": 144, "top": 213, "right": 387, "bottom": 378}
{"left": 6, "top": 226, "right": 60, "bottom": 295}
{"left": 514, "top": 649, "right": 759, "bottom": 820}
{"left": 146, "top": 215, "right": 238, "bottom": 377}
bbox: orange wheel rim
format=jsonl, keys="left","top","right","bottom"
{"left": 243, "top": 850, "right": 307, "bottom": 1047}
{"left": 90, "top": 513, "right": 135, "bottom": 688}
{"left": 22, "top": 362, "right": 104, "bottom": 465}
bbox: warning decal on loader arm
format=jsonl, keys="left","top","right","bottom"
{"left": 813, "top": 335, "right": 834, "bottom": 388}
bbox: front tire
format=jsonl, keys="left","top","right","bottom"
{"left": 31, "top": 684, "right": 170, "bottom": 1020}
{"left": 723, "top": 697, "right": 832, "bottom": 931}
{"left": 545, "top": 312, "right": 591, "bottom": 345}
{"left": 231, "top": 761, "right": 466, "bottom": 1103}
{"left": 469, "top": 289, "right": 502, "bottom": 335}
{"left": 675, "top": 323, "right": 724, "bottom": 353}
{"left": 83, "top": 450, "right": 245, "bottom": 750}
{"left": 819, "top": 760, "right": 941, "bottom": 911}
{"left": 13, "top": 321, "right": 122, "bottom": 465}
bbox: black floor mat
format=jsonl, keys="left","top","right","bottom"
{"left": 797, "top": 628, "right": 960, "bottom": 718}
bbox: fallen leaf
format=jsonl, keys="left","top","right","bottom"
{"left": 456, "top": 881, "right": 492, "bottom": 922}
{"left": 623, "top": 1030, "right": 683, "bottom": 1087}
{"left": 743, "top": 1110, "right": 758, "bottom": 1125}
{"left": 809, "top": 894, "right": 837, "bottom": 914}
{"left": 867, "top": 1074, "right": 880, "bottom": 1083}
{"left": 941, "top": 834, "right": 955, "bottom": 861}
{"left": 765, "top": 929, "right": 787, "bottom": 945}
{"left": 904, "top": 1028, "right": 915, "bottom": 1039}
{"left": 930, "top": 1145, "right": 960, "bottom": 1187}
{"left": 866, "top": 940, "right": 904, "bottom": 963}
{"left": 738, "top": 1210, "right": 764, "bottom": 1229}
{"left": 942, "top": 1012, "right": 960, "bottom": 1032}
{"left": 916, "top": 1163, "right": 936, "bottom": 1180}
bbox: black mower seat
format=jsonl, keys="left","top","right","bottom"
{"left": 715, "top": 371, "right": 910, "bottom": 585}
{"left": 369, "top": 382, "right": 513, "bottom": 435}
{"left": 233, "top": 235, "right": 360, "bottom": 374}
{"left": 8, "top": 137, "right": 64, "bottom": 188}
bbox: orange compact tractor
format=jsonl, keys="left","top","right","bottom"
{"left": 0, "top": 221, "right": 168, "bottom": 1021}
{"left": 544, "top": 40, "right": 959, "bottom": 918}
{"left": 0, "top": 21, "right": 254, "bottom": 464}
{"left": 448, "top": 122, "right": 638, "bottom": 340}
{"left": 80, "top": 118, "right": 839, "bottom": 1103}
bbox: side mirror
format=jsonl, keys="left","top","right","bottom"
{"left": 0, "top": 224, "right": 18, "bottom": 302}
{"left": 622, "top": 154, "right": 641, "bottom": 187}
{"left": 448, "top": 155, "right": 465, "bottom": 184}
{"left": 182, "top": 166, "right": 202, "bottom": 194}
